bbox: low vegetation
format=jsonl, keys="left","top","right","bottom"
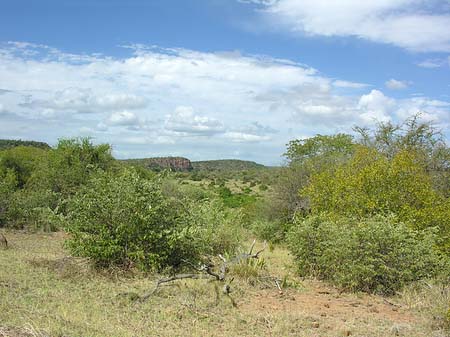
{"left": 287, "top": 215, "right": 445, "bottom": 294}
{"left": 1, "top": 114, "right": 449, "bottom": 336}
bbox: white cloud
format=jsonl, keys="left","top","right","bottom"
{"left": 249, "top": 0, "right": 450, "bottom": 52}
{"left": 0, "top": 42, "right": 448, "bottom": 164}
{"left": 333, "top": 80, "right": 369, "bottom": 89}
{"left": 165, "top": 106, "right": 225, "bottom": 136}
{"left": 108, "top": 111, "right": 140, "bottom": 126}
{"left": 358, "top": 90, "right": 395, "bottom": 122}
{"left": 23, "top": 88, "right": 147, "bottom": 114}
{"left": 385, "top": 79, "right": 409, "bottom": 90}
{"left": 416, "top": 58, "right": 447, "bottom": 69}
{"left": 223, "top": 132, "right": 271, "bottom": 143}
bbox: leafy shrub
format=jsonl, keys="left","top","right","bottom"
{"left": 5, "top": 189, "right": 59, "bottom": 230}
{"left": 287, "top": 215, "right": 445, "bottom": 294}
{"left": 302, "top": 147, "right": 450, "bottom": 250}
{"left": 65, "top": 169, "right": 243, "bottom": 271}
{"left": 65, "top": 169, "right": 191, "bottom": 270}
{"left": 181, "top": 199, "right": 244, "bottom": 256}
{"left": 32, "top": 137, "right": 114, "bottom": 197}
{"left": 0, "top": 169, "right": 18, "bottom": 226}
{"left": 0, "top": 146, "right": 48, "bottom": 188}
{"left": 251, "top": 219, "right": 288, "bottom": 244}
{"left": 217, "top": 186, "right": 257, "bottom": 208}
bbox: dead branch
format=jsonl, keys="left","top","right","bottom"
{"left": 138, "top": 240, "right": 270, "bottom": 303}
{"left": 231, "top": 240, "right": 267, "bottom": 263}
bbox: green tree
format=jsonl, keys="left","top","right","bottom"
{"left": 31, "top": 137, "right": 114, "bottom": 196}
{"left": 302, "top": 146, "right": 449, "bottom": 249}
{"left": 0, "top": 146, "right": 48, "bottom": 188}
{"left": 354, "top": 115, "right": 450, "bottom": 196}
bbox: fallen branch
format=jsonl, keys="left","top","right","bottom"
{"left": 230, "top": 240, "right": 267, "bottom": 263}
{"left": 137, "top": 240, "right": 270, "bottom": 304}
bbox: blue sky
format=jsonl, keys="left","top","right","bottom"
{"left": 0, "top": 0, "right": 449, "bottom": 165}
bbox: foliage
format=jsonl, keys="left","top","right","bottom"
{"left": 285, "top": 133, "right": 355, "bottom": 165}
{"left": 35, "top": 137, "right": 115, "bottom": 197}
{"left": 287, "top": 215, "right": 445, "bottom": 294}
{"left": 250, "top": 219, "right": 289, "bottom": 244}
{"left": 0, "top": 138, "right": 116, "bottom": 230}
{"left": 65, "top": 169, "right": 243, "bottom": 271}
{"left": 269, "top": 134, "right": 356, "bottom": 221}
{"left": 302, "top": 146, "right": 449, "bottom": 249}
{"left": 354, "top": 114, "right": 450, "bottom": 196}
{"left": 0, "top": 169, "right": 18, "bottom": 225}
{"left": 0, "top": 146, "right": 48, "bottom": 188}
{"left": 217, "top": 186, "right": 257, "bottom": 209}
{"left": 180, "top": 199, "right": 244, "bottom": 256}
{"left": 4, "top": 189, "right": 59, "bottom": 230}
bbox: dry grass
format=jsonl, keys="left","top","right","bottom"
{"left": 0, "top": 230, "right": 448, "bottom": 337}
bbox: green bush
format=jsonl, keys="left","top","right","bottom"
{"left": 5, "top": 189, "right": 59, "bottom": 230}
{"left": 302, "top": 147, "right": 450, "bottom": 250}
{"left": 32, "top": 137, "right": 114, "bottom": 197}
{"left": 251, "top": 220, "right": 288, "bottom": 244}
{"left": 0, "top": 146, "right": 48, "bottom": 188}
{"left": 287, "top": 215, "right": 445, "bottom": 294}
{"left": 65, "top": 168, "right": 243, "bottom": 271}
{"left": 181, "top": 199, "right": 244, "bottom": 256}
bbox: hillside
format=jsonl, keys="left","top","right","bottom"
{"left": 0, "top": 139, "right": 51, "bottom": 150}
{"left": 123, "top": 157, "right": 193, "bottom": 172}
{"left": 192, "top": 159, "right": 266, "bottom": 171}
{"left": 123, "top": 158, "right": 268, "bottom": 172}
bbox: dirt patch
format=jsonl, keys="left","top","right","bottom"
{"left": 240, "top": 282, "right": 417, "bottom": 325}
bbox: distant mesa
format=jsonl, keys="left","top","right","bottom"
{"left": 123, "top": 158, "right": 267, "bottom": 172}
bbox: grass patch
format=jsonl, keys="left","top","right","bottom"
{"left": 0, "top": 231, "right": 447, "bottom": 337}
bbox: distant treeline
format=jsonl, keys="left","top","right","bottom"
{"left": 0, "top": 139, "right": 50, "bottom": 150}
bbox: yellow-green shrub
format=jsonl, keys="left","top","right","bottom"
{"left": 287, "top": 215, "right": 445, "bottom": 294}
{"left": 302, "top": 147, "right": 449, "bottom": 249}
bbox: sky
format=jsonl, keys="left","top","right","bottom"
{"left": 0, "top": 0, "right": 449, "bottom": 165}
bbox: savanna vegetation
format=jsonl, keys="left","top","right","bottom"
{"left": 1, "top": 114, "right": 449, "bottom": 336}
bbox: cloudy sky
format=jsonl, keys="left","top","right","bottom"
{"left": 1, "top": 0, "right": 449, "bottom": 165}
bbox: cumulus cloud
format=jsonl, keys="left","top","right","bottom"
{"left": 385, "top": 79, "right": 409, "bottom": 90}
{"left": 23, "top": 88, "right": 147, "bottom": 114}
{"left": 358, "top": 90, "right": 395, "bottom": 122}
{"left": 333, "top": 80, "right": 369, "bottom": 89}
{"left": 165, "top": 106, "right": 225, "bottom": 136}
{"left": 246, "top": 0, "right": 450, "bottom": 52}
{"left": 0, "top": 42, "right": 448, "bottom": 164}
{"left": 108, "top": 111, "right": 140, "bottom": 126}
